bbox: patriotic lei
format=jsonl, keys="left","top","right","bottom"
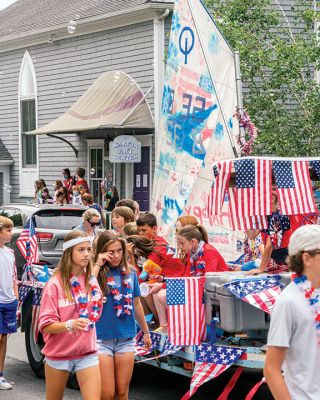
{"left": 190, "top": 241, "right": 206, "bottom": 276}
{"left": 107, "top": 268, "right": 133, "bottom": 318}
{"left": 70, "top": 274, "right": 102, "bottom": 329}
{"left": 292, "top": 273, "right": 320, "bottom": 345}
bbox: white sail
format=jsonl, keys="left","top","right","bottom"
{"left": 152, "top": 0, "right": 240, "bottom": 259}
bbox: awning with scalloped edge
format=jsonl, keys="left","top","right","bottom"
{"left": 29, "top": 70, "right": 154, "bottom": 135}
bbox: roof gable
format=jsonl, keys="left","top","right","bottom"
{"left": 0, "top": 0, "right": 172, "bottom": 42}
{"left": 0, "top": 139, "right": 13, "bottom": 161}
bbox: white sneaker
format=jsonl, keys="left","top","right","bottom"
{"left": 0, "top": 377, "right": 12, "bottom": 390}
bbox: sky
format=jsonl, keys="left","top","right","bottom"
{"left": 0, "top": 0, "right": 17, "bottom": 10}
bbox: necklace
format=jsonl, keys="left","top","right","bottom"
{"left": 292, "top": 273, "right": 320, "bottom": 345}
{"left": 106, "top": 268, "right": 133, "bottom": 318}
{"left": 70, "top": 274, "right": 102, "bottom": 329}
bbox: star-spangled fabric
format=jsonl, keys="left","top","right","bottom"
{"left": 16, "top": 217, "right": 39, "bottom": 263}
{"left": 167, "top": 277, "right": 205, "bottom": 346}
{"left": 31, "top": 287, "right": 42, "bottom": 343}
{"left": 160, "top": 337, "right": 183, "bottom": 357}
{"left": 135, "top": 331, "right": 161, "bottom": 357}
{"left": 224, "top": 276, "right": 283, "bottom": 314}
{"left": 310, "top": 160, "right": 320, "bottom": 180}
{"left": 181, "top": 344, "right": 246, "bottom": 400}
{"left": 17, "top": 284, "right": 32, "bottom": 319}
{"left": 230, "top": 158, "right": 272, "bottom": 217}
{"left": 273, "top": 160, "right": 316, "bottom": 215}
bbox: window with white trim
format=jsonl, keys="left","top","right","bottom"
{"left": 19, "top": 51, "right": 38, "bottom": 196}
{"left": 19, "top": 51, "right": 37, "bottom": 168}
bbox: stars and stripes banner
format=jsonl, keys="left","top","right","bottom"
{"left": 228, "top": 188, "right": 268, "bottom": 231}
{"left": 135, "top": 331, "right": 161, "bottom": 357}
{"left": 17, "top": 284, "right": 32, "bottom": 320}
{"left": 224, "top": 275, "right": 283, "bottom": 314}
{"left": 31, "top": 287, "right": 42, "bottom": 343}
{"left": 159, "top": 337, "right": 183, "bottom": 357}
{"left": 16, "top": 218, "right": 39, "bottom": 264}
{"left": 273, "top": 160, "right": 317, "bottom": 215}
{"left": 232, "top": 158, "right": 272, "bottom": 217}
{"left": 207, "top": 161, "right": 232, "bottom": 216}
{"left": 167, "top": 277, "right": 205, "bottom": 346}
{"left": 181, "top": 344, "right": 246, "bottom": 400}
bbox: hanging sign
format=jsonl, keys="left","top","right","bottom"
{"left": 109, "top": 135, "right": 141, "bottom": 163}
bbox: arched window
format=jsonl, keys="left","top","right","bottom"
{"left": 19, "top": 51, "right": 37, "bottom": 168}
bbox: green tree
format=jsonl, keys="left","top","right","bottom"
{"left": 206, "top": 0, "right": 320, "bottom": 156}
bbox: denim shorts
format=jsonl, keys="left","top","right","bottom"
{"left": 0, "top": 299, "right": 18, "bottom": 334}
{"left": 45, "top": 353, "right": 99, "bottom": 373}
{"left": 97, "top": 337, "right": 135, "bottom": 356}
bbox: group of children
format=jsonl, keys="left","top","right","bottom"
{"left": 34, "top": 167, "right": 90, "bottom": 206}
{"left": 0, "top": 194, "right": 319, "bottom": 399}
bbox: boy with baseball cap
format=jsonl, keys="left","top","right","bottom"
{"left": 264, "top": 224, "right": 320, "bottom": 399}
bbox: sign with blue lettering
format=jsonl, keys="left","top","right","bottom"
{"left": 109, "top": 135, "right": 141, "bottom": 163}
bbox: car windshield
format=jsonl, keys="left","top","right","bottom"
{"left": 34, "top": 209, "right": 84, "bottom": 230}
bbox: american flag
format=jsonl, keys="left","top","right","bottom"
{"left": 31, "top": 287, "right": 42, "bottom": 343}
{"left": 16, "top": 218, "right": 39, "bottom": 263}
{"left": 228, "top": 189, "right": 268, "bottom": 231}
{"left": 167, "top": 277, "right": 205, "bottom": 346}
{"left": 135, "top": 331, "right": 161, "bottom": 357}
{"left": 273, "top": 160, "right": 316, "bottom": 215}
{"left": 207, "top": 161, "right": 232, "bottom": 216}
{"left": 17, "top": 284, "right": 31, "bottom": 320}
{"left": 224, "top": 276, "right": 283, "bottom": 314}
{"left": 181, "top": 344, "right": 246, "bottom": 400}
{"left": 310, "top": 160, "right": 320, "bottom": 180}
{"left": 232, "top": 158, "right": 272, "bottom": 217}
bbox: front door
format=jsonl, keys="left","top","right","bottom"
{"left": 133, "top": 147, "right": 150, "bottom": 211}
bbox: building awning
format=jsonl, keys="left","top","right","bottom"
{"left": 30, "top": 70, "right": 154, "bottom": 135}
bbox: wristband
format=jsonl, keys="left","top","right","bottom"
{"left": 65, "top": 319, "right": 74, "bottom": 333}
{"left": 94, "top": 263, "right": 102, "bottom": 268}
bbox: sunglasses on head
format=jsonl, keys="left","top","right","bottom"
{"left": 89, "top": 221, "right": 100, "bottom": 227}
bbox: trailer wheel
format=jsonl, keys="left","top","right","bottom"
{"left": 25, "top": 308, "right": 45, "bottom": 378}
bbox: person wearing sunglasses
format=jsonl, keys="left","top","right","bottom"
{"left": 73, "top": 209, "right": 101, "bottom": 237}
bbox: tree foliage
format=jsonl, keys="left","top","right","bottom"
{"left": 205, "top": 0, "right": 320, "bottom": 156}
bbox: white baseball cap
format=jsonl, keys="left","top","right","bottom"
{"left": 288, "top": 224, "right": 320, "bottom": 256}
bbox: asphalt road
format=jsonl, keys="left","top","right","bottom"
{"left": 3, "top": 332, "right": 274, "bottom": 399}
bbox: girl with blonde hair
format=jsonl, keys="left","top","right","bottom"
{"left": 39, "top": 231, "right": 102, "bottom": 400}
{"left": 93, "top": 231, "right": 151, "bottom": 400}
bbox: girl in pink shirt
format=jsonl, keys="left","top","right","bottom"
{"left": 39, "top": 231, "right": 103, "bottom": 400}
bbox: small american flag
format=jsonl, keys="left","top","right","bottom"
{"left": 135, "top": 331, "right": 161, "bottom": 357}
{"left": 181, "top": 344, "right": 246, "bottom": 400}
{"left": 228, "top": 189, "right": 268, "bottom": 230}
{"left": 224, "top": 276, "right": 283, "bottom": 314}
{"left": 207, "top": 161, "right": 232, "bottom": 216}
{"left": 167, "top": 277, "right": 205, "bottom": 346}
{"left": 232, "top": 158, "right": 272, "bottom": 217}
{"left": 16, "top": 218, "right": 39, "bottom": 263}
{"left": 273, "top": 160, "right": 316, "bottom": 215}
{"left": 31, "top": 287, "right": 42, "bottom": 343}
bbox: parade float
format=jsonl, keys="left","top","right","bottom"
{"left": 16, "top": 0, "right": 320, "bottom": 397}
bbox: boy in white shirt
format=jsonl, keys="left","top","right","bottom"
{"left": 264, "top": 224, "right": 320, "bottom": 400}
{"left": 0, "top": 216, "right": 18, "bottom": 390}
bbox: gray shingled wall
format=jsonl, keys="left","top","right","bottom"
{"left": 0, "top": 20, "right": 154, "bottom": 202}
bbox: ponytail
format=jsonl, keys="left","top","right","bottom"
{"left": 177, "top": 224, "right": 209, "bottom": 243}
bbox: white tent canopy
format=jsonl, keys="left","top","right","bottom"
{"left": 30, "top": 70, "right": 154, "bottom": 135}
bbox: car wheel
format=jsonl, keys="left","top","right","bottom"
{"left": 25, "top": 307, "right": 45, "bottom": 378}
